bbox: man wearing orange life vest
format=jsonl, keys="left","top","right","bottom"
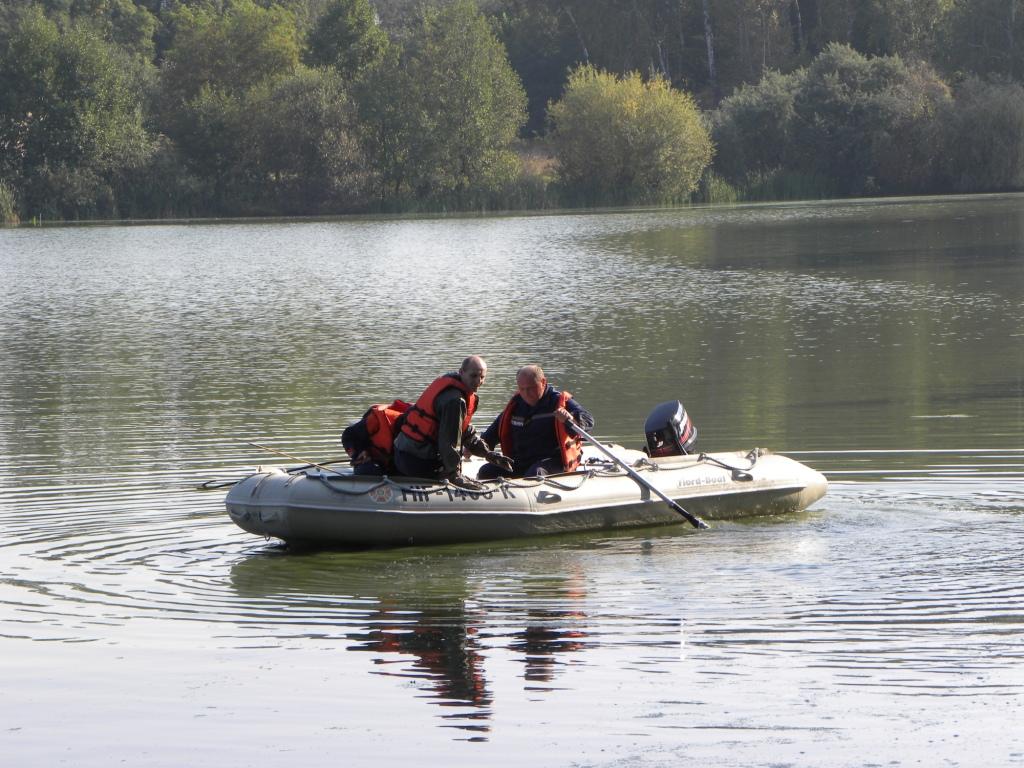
{"left": 392, "top": 355, "right": 513, "bottom": 488}
{"left": 478, "top": 365, "right": 594, "bottom": 479}
{"left": 341, "top": 399, "right": 411, "bottom": 475}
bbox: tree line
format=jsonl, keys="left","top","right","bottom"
{"left": 3, "top": 0, "right": 1024, "bottom": 224}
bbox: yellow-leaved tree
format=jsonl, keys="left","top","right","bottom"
{"left": 549, "top": 66, "right": 713, "bottom": 206}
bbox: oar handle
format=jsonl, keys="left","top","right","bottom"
{"left": 573, "top": 426, "right": 709, "bottom": 530}
{"left": 247, "top": 441, "right": 347, "bottom": 476}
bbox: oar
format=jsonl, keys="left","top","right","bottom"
{"left": 571, "top": 425, "right": 709, "bottom": 530}
{"left": 247, "top": 441, "right": 348, "bottom": 476}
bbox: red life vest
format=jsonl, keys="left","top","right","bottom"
{"left": 358, "top": 399, "right": 411, "bottom": 464}
{"left": 498, "top": 390, "right": 583, "bottom": 472}
{"left": 400, "top": 375, "right": 478, "bottom": 446}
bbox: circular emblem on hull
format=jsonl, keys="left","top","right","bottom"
{"left": 369, "top": 485, "right": 394, "bottom": 505}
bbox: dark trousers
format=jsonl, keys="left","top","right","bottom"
{"left": 352, "top": 461, "right": 385, "bottom": 476}
{"left": 477, "top": 456, "right": 564, "bottom": 480}
{"left": 393, "top": 448, "right": 442, "bottom": 480}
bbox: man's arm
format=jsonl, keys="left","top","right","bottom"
{"left": 462, "top": 423, "right": 490, "bottom": 458}
{"left": 435, "top": 393, "right": 467, "bottom": 479}
{"left": 567, "top": 399, "right": 594, "bottom": 432}
{"left": 480, "top": 413, "right": 501, "bottom": 451}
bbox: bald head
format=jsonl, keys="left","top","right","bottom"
{"left": 516, "top": 364, "right": 544, "bottom": 383}
{"left": 459, "top": 355, "right": 487, "bottom": 392}
{"left": 516, "top": 364, "right": 547, "bottom": 405}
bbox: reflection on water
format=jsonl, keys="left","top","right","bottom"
{"left": 227, "top": 550, "right": 594, "bottom": 738}
{"left": 1, "top": 196, "right": 1024, "bottom": 764}
{"left": 351, "top": 605, "right": 494, "bottom": 736}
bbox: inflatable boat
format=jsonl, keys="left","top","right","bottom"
{"left": 225, "top": 444, "right": 827, "bottom": 547}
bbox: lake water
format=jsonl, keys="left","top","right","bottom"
{"left": 1, "top": 195, "right": 1023, "bottom": 767}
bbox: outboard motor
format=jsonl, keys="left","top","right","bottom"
{"left": 644, "top": 400, "right": 697, "bottom": 457}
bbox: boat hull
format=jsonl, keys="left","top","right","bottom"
{"left": 225, "top": 448, "right": 827, "bottom": 547}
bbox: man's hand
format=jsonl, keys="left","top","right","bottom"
{"left": 486, "top": 451, "right": 514, "bottom": 473}
{"left": 451, "top": 474, "right": 485, "bottom": 491}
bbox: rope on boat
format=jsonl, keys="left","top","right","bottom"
{"left": 197, "top": 478, "right": 239, "bottom": 490}
{"left": 198, "top": 448, "right": 764, "bottom": 494}
{"left": 696, "top": 447, "right": 761, "bottom": 480}
{"left": 196, "top": 458, "right": 352, "bottom": 491}
{"left": 312, "top": 468, "right": 605, "bottom": 497}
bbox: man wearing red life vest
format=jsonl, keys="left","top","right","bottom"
{"left": 393, "top": 355, "right": 513, "bottom": 488}
{"left": 341, "top": 399, "right": 411, "bottom": 475}
{"left": 478, "top": 365, "right": 594, "bottom": 479}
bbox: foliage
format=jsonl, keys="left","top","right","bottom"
{"left": 791, "top": 43, "right": 951, "bottom": 195}
{"left": 711, "top": 68, "right": 802, "bottom": 185}
{"left": 939, "top": 77, "right": 1024, "bottom": 192}
{"left": 712, "top": 43, "right": 953, "bottom": 197}
{"left": 549, "top": 65, "right": 713, "bottom": 205}
{"left": 114, "top": 135, "right": 206, "bottom": 218}
{"left": 305, "top": 0, "right": 388, "bottom": 78}
{"left": 245, "top": 66, "right": 371, "bottom": 212}
{"left": 0, "top": 0, "right": 159, "bottom": 59}
{"left": 939, "top": 0, "right": 1024, "bottom": 79}
{"left": 490, "top": 1, "right": 583, "bottom": 135}
{"left": 156, "top": 0, "right": 304, "bottom": 213}
{"left": 159, "top": 0, "right": 301, "bottom": 106}
{"left": 829, "top": 0, "right": 953, "bottom": 59}
{"left": 0, "top": 177, "right": 18, "bottom": 223}
{"left": 6, "top": 0, "right": 1024, "bottom": 218}
{"left": 736, "top": 168, "right": 837, "bottom": 201}
{"left": 357, "top": 0, "right": 527, "bottom": 207}
{"left": 0, "top": 7, "right": 152, "bottom": 219}
{"left": 694, "top": 170, "right": 738, "bottom": 204}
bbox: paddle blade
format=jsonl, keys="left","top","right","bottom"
{"left": 671, "top": 500, "right": 709, "bottom": 529}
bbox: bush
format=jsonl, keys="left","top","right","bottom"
{"left": 114, "top": 136, "right": 207, "bottom": 219}
{"left": 711, "top": 69, "right": 802, "bottom": 186}
{"left": 0, "top": 178, "right": 18, "bottom": 224}
{"left": 738, "top": 169, "right": 837, "bottom": 201}
{"left": 693, "top": 170, "right": 738, "bottom": 204}
{"left": 791, "top": 43, "right": 950, "bottom": 196}
{"left": 940, "top": 77, "right": 1024, "bottom": 193}
{"left": 549, "top": 65, "right": 713, "bottom": 206}
{"left": 711, "top": 44, "right": 951, "bottom": 199}
{"left": 22, "top": 163, "right": 115, "bottom": 220}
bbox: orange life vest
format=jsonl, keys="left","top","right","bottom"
{"left": 400, "top": 374, "right": 478, "bottom": 446}
{"left": 498, "top": 390, "right": 583, "bottom": 472}
{"left": 358, "top": 399, "right": 411, "bottom": 464}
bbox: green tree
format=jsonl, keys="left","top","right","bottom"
{"left": 358, "top": 0, "right": 526, "bottom": 206}
{"left": 0, "top": 7, "right": 152, "bottom": 218}
{"left": 246, "top": 66, "right": 372, "bottom": 212}
{"left": 160, "top": 0, "right": 301, "bottom": 105}
{"left": 0, "top": 0, "right": 159, "bottom": 60}
{"left": 490, "top": 1, "right": 579, "bottom": 135}
{"left": 305, "top": 0, "right": 388, "bottom": 78}
{"left": 712, "top": 68, "right": 802, "bottom": 184}
{"left": 157, "top": 0, "right": 303, "bottom": 212}
{"left": 869, "top": 0, "right": 951, "bottom": 59}
{"left": 940, "top": 0, "right": 1024, "bottom": 79}
{"left": 167, "top": 86, "right": 254, "bottom": 210}
{"left": 548, "top": 65, "right": 713, "bottom": 205}
{"left": 790, "top": 43, "right": 949, "bottom": 195}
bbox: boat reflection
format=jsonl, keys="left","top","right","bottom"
{"left": 511, "top": 572, "right": 590, "bottom": 686}
{"left": 347, "top": 603, "right": 493, "bottom": 736}
{"left": 228, "top": 548, "right": 592, "bottom": 740}
{"left": 513, "top": 613, "right": 588, "bottom": 685}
